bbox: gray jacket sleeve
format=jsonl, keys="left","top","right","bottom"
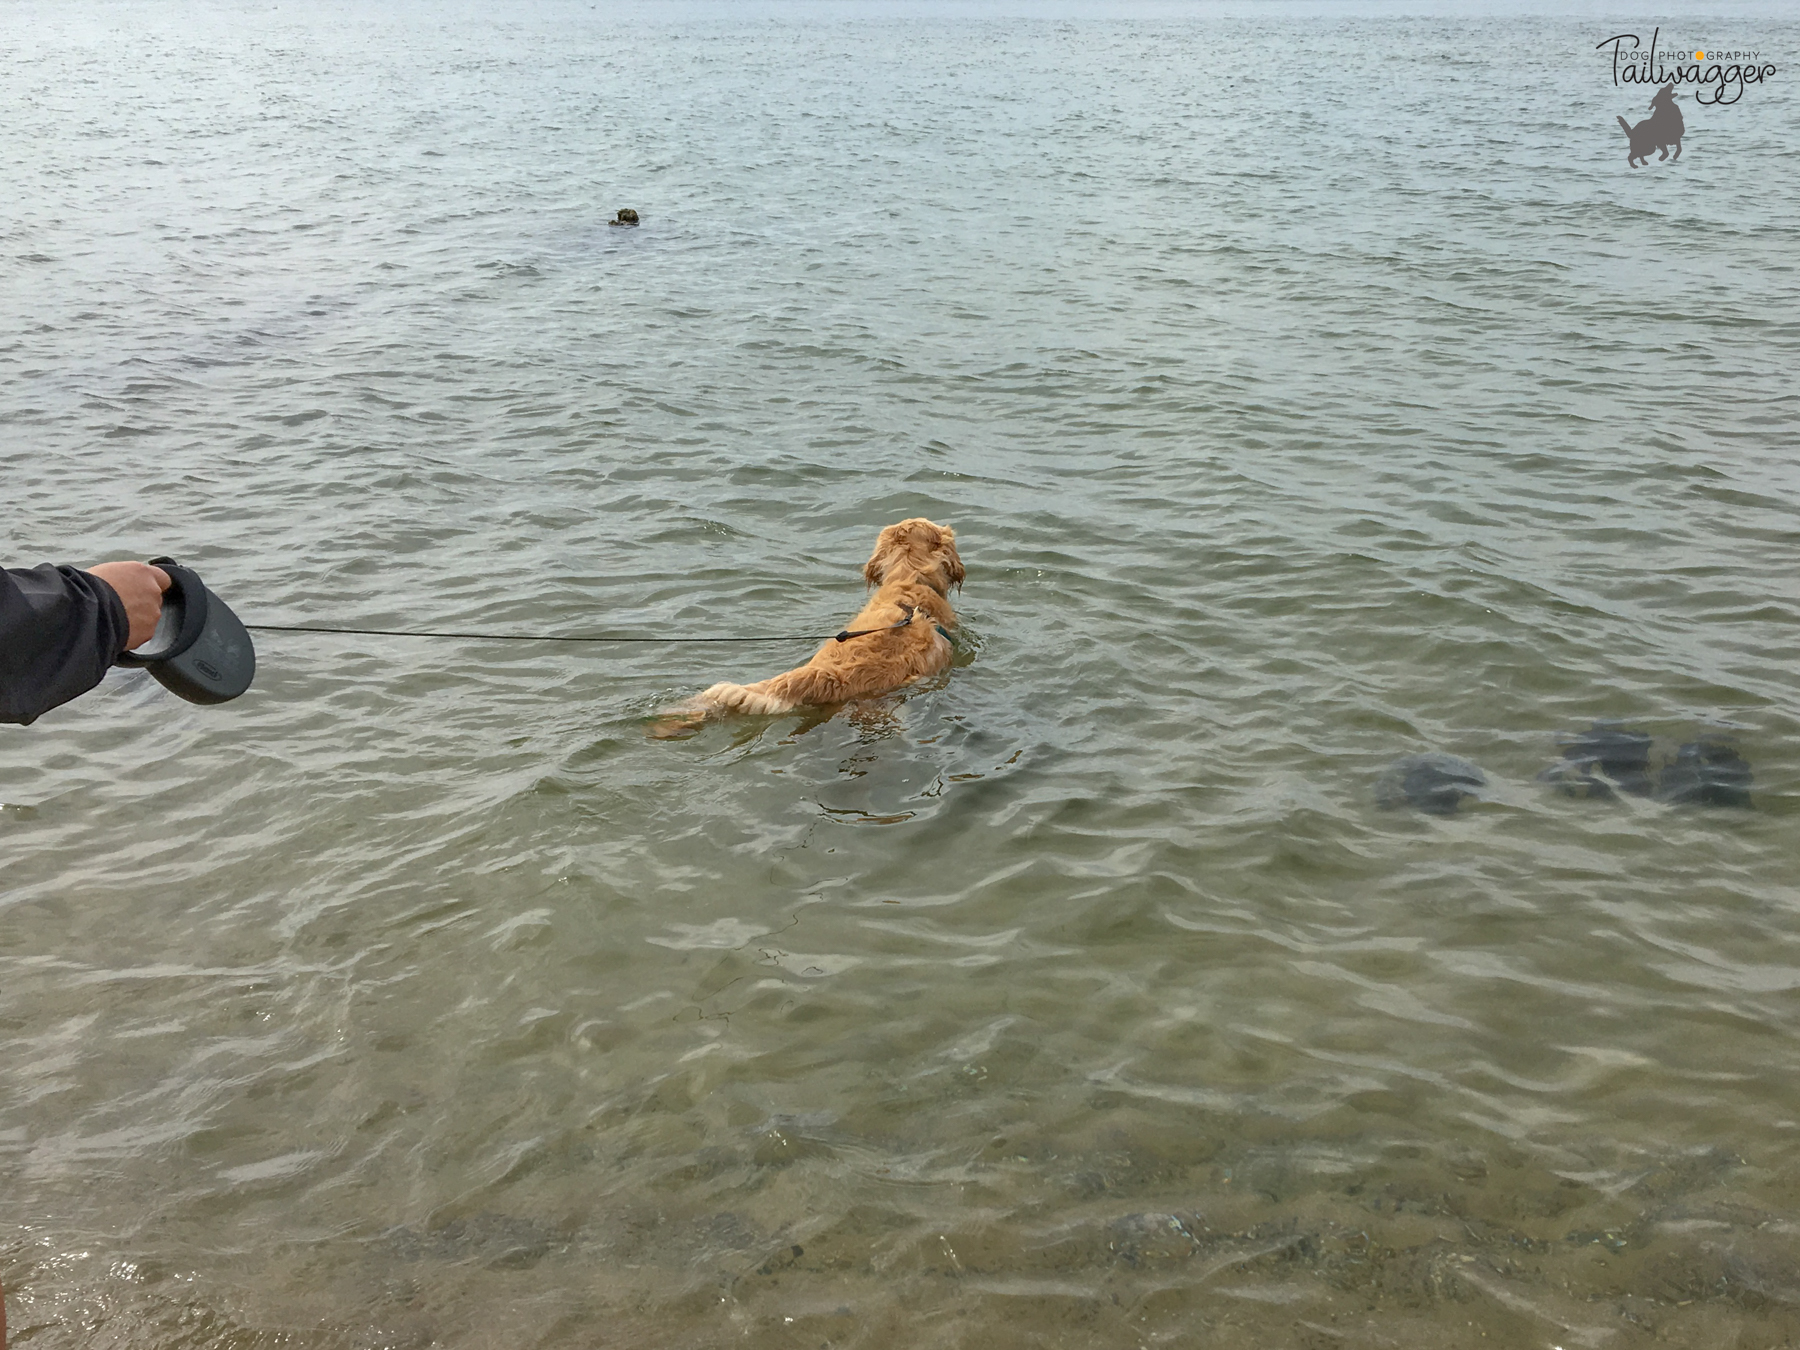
{"left": 1, "top": 565, "right": 130, "bottom": 725}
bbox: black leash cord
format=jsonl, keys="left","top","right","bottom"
{"left": 243, "top": 619, "right": 911, "bottom": 645}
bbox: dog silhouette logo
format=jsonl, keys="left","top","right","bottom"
{"left": 1618, "top": 81, "right": 1685, "bottom": 165}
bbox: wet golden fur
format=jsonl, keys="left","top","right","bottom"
{"left": 656, "top": 518, "right": 963, "bottom": 731}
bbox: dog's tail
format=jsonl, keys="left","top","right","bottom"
{"left": 691, "top": 681, "right": 796, "bottom": 717}
{"left": 1617, "top": 115, "right": 1633, "bottom": 138}
{"left": 647, "top": 681, "right": 797, "bottom": 738}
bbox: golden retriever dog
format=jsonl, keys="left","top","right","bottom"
{"left": 655, "top": 518, "right": 963, "bottom": 732}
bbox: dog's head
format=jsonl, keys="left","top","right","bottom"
{"left": 1651, "top": 82, "right": 1676, "bottom": 107}
{"left": 863, "top": 517, "right": 964, "bottom": 594}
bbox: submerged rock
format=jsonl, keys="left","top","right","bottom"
{"left": 1536, "top": 761, "right": 1618, "bottom": 801}
{"left": 1376, "top": 753, "right": 1488, "bottom": 816}
{"left": 1539, "top": 722, "right": 1655, "bottom": 799}
{"left": 1658, "top": 737, "right": 1753, "bottom": 808}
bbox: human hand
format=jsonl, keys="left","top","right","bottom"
{"left": 86, "top": 561, "right": 172, "bottom": 651}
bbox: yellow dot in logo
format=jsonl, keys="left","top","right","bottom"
{"left": 1695, "top": 50, "right": 1705, "bottom": 60}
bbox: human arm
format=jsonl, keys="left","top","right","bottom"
{"left": 0, "top": 562, "right": 169, "bottom": 725}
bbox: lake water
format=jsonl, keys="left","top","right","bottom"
{"left": 4, "top": 2, "right": 1799, "bottom": 1346}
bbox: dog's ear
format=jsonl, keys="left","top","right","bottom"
{"left": 938, "top": 525, "right": 965, "bottom": 589}
{"left": 903, "top": 519, "right": 965, "bottom": 590}
{"left": 864, "top": 524, "right": 899, "bottom": 586}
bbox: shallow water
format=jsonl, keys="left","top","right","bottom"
{"left": 4, "top": 1, "right": 1800, "bottom": 1346}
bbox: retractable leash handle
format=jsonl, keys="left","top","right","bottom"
{"left": 114, "top": 558, "right": 256, "bottom": 704}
